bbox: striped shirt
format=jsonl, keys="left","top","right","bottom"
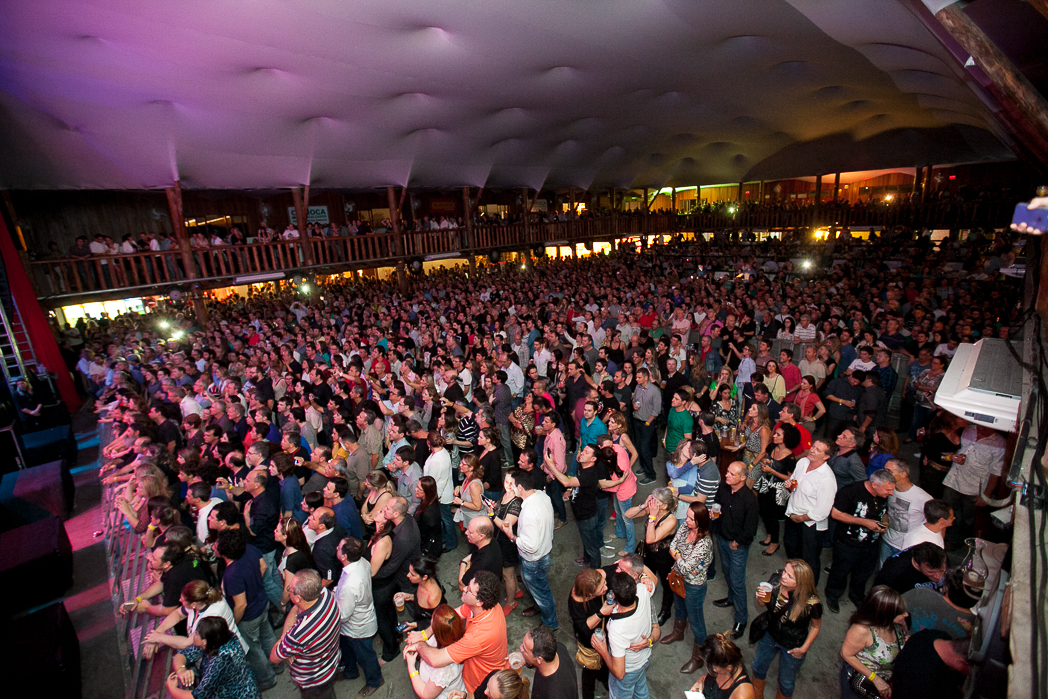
{"left": 275, "top": 587, "right": 342, "bottom": 688}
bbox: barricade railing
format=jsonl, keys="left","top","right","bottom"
{"left": 99, "top": 427, "right": 175, "bottom": 699}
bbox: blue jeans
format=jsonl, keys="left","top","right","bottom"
{"left": 879, "top": 539, "right": 901, "bottom": 570}
{"left": 340, "top": 634, "right": 382, "bottom": 686}
{"left": 568, "top": 450, "right": 579, "bottom": 478}
{"left": 716, "top": 537, "right": 750, "bottom": 625}
{"left": 577, "top": 512, "right": 603, "bottom": 567}
{"left": 520, "top": 553, "right": 558, "bottom": 629}
{"left": 674, "top": 581, "right": 708, "bottom": 645}
{"left": 440, "top": 502, "right": 458, "bottom": 550}
{"left": 751, "top": 632, "right": 807, "bottom": 697}
{"left": 596, "top": 496, "right": 610, "bottom": 542}
{"left": 260, "top": 549, "right": 284, "bottom": 612}
{"left": 239, "top": 604, "right": 277, "bottom": 686}
{"left": 609, "top": 659, "right": 650, "bottom": 699}
{"left": 633, "top": 419, "right": 657, "bottom": 479}
{"left": 613, "top": 496, "right": 636, "bottom": 553}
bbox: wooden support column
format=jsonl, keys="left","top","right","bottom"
{"left": 934, "top": 2, "right": 1048, "bottom": 165}
{"left": 462, "top": 187, "right": 473, "bottom": 249}
{"left": 521, "top": 187, "right": 531, "bottom": 245}
{"left": 611, "top": 188, "right": 618, "bottom": 240}
{"left": 165, "top": 181, "right": 207, "bottom": 326}
{"left": 814, "top": 174, "right": 823, "bottom": 216}
{"left": 291, "top": 186, "right": 315, "bottom": 267}
{"left": 832, "top": 173, "right": 841, "bottom": 203}
{"left": 671, "top": 188, "right": 677, "bottom": 213}
{"left": 387, "top": 186, "right": 407, "bottom": 293}
{"left": 737, "top": 182, "right": 744, "bottom": 202}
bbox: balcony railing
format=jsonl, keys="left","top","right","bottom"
{"left": 25, "top": 201, "right": 1013, "bottom": 301}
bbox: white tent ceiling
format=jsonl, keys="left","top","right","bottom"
{"left": 0, "top": 0, "right": 1015, "bottom": 191}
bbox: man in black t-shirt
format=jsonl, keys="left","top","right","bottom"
{"left": 458, "top": 517, "right": 503, "bottom": 590}
{"left": 825, "top": 469, "right": 895, "bottom": 613}
{"left": 874, "top": 542, "right": 948, "bottom": 594}
{"left": 150, "top": 403, "right": 183, "bottom": 453}
{"left": 546, "top": 444, "right": 608, "bottom": 568}
{"left": 891, "top": 629, "right": 969, "bottom": 699}
{"left": 520, "top": 624, "right": 578, "bottom": 699}
{"left": 243, "top": 469, "right": 283, "bottom": 613}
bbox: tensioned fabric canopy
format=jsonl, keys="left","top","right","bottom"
{"left": 0, "top": 0, "right": 1015, "bottom": 191}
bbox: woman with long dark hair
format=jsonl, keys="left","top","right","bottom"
{"left": 401, "top": 555, "right": 447, "bottom": 632}
{"left": 414, "top": 475, "right": 443, "bottom": 558}
{"left": 666, "top": 501, "right": 715, "bottom": 674}
{"left": 840, "top": 586, "right": 909, "bottom": 699}
{"left": 751, "top": 424, "right": 799, "bottom": 556}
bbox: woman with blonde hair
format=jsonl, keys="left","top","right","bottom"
{"left": 477, "top": 669, "right": 531, "bottom": 699}
{"left": 116, "top": 472, "right": 171, "bottom": 533}
{"left": 750, "top": 559, "right": 823, "bottom": 699}
{"left": 404, "top": 603, "right": 467, "bottom": 699}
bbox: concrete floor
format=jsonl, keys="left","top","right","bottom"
{"left": 66, "top": 426, "right": 931, "bottom": 699}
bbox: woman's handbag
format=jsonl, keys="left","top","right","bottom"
{"left": 575, "top": 643, "right": 603, "bottom": 670}
{"left": 847, "top": 667, "right": 882, "bottom": 699}
{"left": 748, "top": 610, "right": 771, "bottom": 645}
{"left": 667, "top": 568, "right": 687, "bottom": 597}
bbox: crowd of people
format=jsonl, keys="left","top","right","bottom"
{"left": 85, "top": 226, "right": 1023, "bottom": 699}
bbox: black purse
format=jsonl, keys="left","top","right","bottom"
{"left": 748, "top": 570, "right": 783, "bottom": 645}
{"left": 847, "top": 667, "right": 882, "bottom": 699}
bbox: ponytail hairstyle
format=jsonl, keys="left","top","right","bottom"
{"left": 181, "top": 579, "right": 224, "bottom": 606}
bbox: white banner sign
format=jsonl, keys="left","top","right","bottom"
{"left": 288, "top": 205, "right": 330, "bottom": 225}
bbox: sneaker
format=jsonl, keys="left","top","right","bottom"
{"left": 826, "top": 598, "right": 840, "bottom": 614}
{"left": 823, "top": 564, "right": 832, "bottom": 574}
{"left": 617, "top": 550, "right": 629, "bottom": 556}
{"left": 638, "top": 476, "right": 656, "bottom": 485}
{"left": 574, "top": 557, "right": 587, "bottom": 567}
{"left": 603, "top": 544, "right": 616, "bottom": 550}
{"left": 554, "top": 520, "right": 568, "bottom": 531}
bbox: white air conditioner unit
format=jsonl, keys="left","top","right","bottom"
{"left": 934, "top": 338, "right": 1022, "bottom": 432}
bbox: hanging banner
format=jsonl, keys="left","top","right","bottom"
{"left": 288, "top": 205, "right": 330, "bottom": 225}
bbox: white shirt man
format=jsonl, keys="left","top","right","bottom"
{"left": 601, "top": 574, "right": 653, "bottom": 679}
{"left": 881, "top": 459, "right": 931, "bottom": 564}
{"left": 334, "top": 541, "right": 378, "bottom": 640}
{"left": 188, "top": 487, "right": 223, "bottom": 544}
{"left": 180, "top": 392, "right": 204, "bottom": 419}
{"left": 503, "top": 358, "right": 525, "bottom": 400}
{"left": 515, "top": 478, "right": 554, "bottom": 563}
{"left": 424, "top": 440, "right": 454, "bottom": 505}
{"left": 785, "top": 441, "right": 837, "bottom": 531}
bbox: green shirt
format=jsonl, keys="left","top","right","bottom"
{"left": 665, "top": 407, "right": 694, "bottom": 454}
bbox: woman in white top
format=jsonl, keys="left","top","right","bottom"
{"left": 144, "top": 580, "right": 247, "bottom": 658}
{"left": 403, "top": 603, "right": 467, "bottom": 699}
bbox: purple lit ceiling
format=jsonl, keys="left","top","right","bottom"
{"left": 0, "top": 0, "right": 1017, "bottom": 190}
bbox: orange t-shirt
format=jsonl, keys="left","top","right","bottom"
{"left": 446, "top": 603, "right": 508, "bottom": 692}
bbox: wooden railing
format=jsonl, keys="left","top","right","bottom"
{"left": 26, "top": 200, "right": 1015, "bottom": 299}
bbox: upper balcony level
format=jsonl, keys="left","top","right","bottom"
{"left": 23, "top": 197, "right": 1017, "bottom": 306}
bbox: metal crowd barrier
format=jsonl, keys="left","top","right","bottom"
{"left": 99, "top": 423, "right": 175, "bottom": 699}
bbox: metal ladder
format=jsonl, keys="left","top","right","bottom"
{"left": 0, "top": 270, "right": 36, "bottom": 384}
